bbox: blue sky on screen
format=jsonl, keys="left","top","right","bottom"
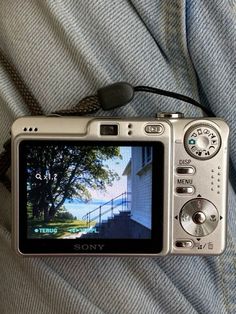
{"left": 88, "top": 146, "right": 131, "bottom": 201}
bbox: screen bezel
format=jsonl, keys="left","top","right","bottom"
{"left": 18, "top": 140, "right": 164, "bottom": 255}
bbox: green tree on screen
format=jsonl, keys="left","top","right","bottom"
{"left": 26, "top": 144, "right": 121, "bottom": 222}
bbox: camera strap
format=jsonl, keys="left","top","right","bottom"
{"left": 0, "top": 50, "right": 215, "bottom": 191}
{"left": 0, "top": 50, "right": 104, "bottom": 191}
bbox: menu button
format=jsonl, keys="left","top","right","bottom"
{"left": 176, "top": 186, "right": 195, "bottom": 195}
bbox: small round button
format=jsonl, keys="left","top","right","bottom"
{"left": 180, "top": 198, "right": 219, "bottom": 237}
{"left": 196, "top": 136, "right": 209, "bottom": 149}
{"left": 184, "top": 124, "right": 221, "bottom": 160}
{"left": 192, "top": 211, "right": 206, "bottom": 224}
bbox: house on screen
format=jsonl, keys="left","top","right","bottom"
{"left": 81, "top": 146, "right": 152, "bottom": 239}
{"left": 122, "top": 146, "right": 152, "bottom": 238}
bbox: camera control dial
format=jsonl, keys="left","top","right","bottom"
{"left": 180, "top": 198, "right": 219, "bottom": 237}
{"left": 184, "top": 124, "right": 221, "bottom": 160}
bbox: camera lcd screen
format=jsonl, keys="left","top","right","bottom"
{"left": 18, "top": 141, "right": 164, "bottom": 254}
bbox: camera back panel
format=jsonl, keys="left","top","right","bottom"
{"left": 11, "top": 115, "right": 229, "bottom": 256}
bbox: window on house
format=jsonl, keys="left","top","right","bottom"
{"left": 142, "top": 147, "right": 152, "bottom": 167}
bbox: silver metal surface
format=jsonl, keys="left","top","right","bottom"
{"left": 11, "top": 116, "right": 172, "bottom": 257}
{"left": 171, "top": 118, "right": 229, "bottom": 255}
{"left": 180, "top": 199, "right": 219, "bottom": 237}
{"left": 11, "top": 116, "right": 229, "bottom": 256}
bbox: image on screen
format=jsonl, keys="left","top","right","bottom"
{"left": 25, "top": 143, "right": 153, "bottom": 239}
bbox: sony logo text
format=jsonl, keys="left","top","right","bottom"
{"left": 73, "top": 244, "right": 105, "bottom": 251}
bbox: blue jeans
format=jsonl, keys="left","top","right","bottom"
{"left": 0, "top": 1, "right": 235, "bottom": 313}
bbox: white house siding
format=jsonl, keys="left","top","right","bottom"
{"left": 127, "top": 174, "right": 132, "bottom": 211}
{"left": 131, "top": 147, "right": 152, "bottom": 230}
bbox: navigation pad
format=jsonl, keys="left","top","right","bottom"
{"left": 180, "top": 198, "right": 219, "bottom": 237}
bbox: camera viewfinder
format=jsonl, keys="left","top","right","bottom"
{"left": 100, "top": 124, "right": 118, "bottom": 136}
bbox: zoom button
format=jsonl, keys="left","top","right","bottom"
{"left": 176, "top": 186, "right": 194, "bottom": 194}
{"left": 176, "top": 166, "right": 195, "bottom": 175}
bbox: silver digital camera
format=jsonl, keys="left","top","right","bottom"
{"left": 11, "top": 113, "right": 229, "bottom": 256}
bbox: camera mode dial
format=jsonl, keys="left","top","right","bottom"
{"left": 184, "top": 124, "right": 221, "bottom": 160}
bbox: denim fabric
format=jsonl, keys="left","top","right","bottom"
{"left": 0, "top": 1, "right": 235, "bottom": 313}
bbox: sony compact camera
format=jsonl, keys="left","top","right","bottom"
{"left": 11, "top": 113, "right": 229, "bottom": 256}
